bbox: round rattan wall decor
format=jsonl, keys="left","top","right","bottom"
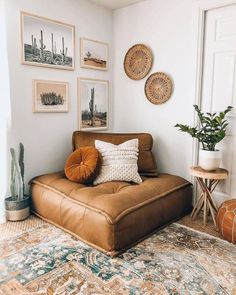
{"left": 124, "top": 44, "right": 153, "bottom": 80}
{"left": 144, "top": 72, "right": 173, "bottom": 104}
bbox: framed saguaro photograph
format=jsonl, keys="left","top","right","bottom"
{"left": 21, "top": 11, "right": 75, "bottom": 70}
{"left": 80, "top": 38, "right": 109, "bottom": 71}
{"left": 78, "top": 78, "right": 109, "bottom": 130}
{"left": 33, "top": 79, "right": 69, "bottom": 113}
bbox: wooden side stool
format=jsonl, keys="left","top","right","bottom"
{"left": 190, "top": 166, "right": 228, "bottom": 227}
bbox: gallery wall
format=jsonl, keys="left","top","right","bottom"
{"left": 113, "top": 0, "right": 199, "bottom": 180}
{"left": 1, "top": 0, "right": 202, "bottom": 222}
{"left": 4, "top": 0, "right": 113, "bottom": 197}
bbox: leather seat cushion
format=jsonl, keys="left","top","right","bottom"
{"left": 31, "top": 172, "right": 192, "bottom": 256}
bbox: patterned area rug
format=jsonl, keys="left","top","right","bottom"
{"left": 0, "top": 222, "right": 236, "bottom": 295}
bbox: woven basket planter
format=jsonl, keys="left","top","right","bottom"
{"left": 5, "top": 196, "right": 30, "bottom": 221}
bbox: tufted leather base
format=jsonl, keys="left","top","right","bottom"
{"left": 31, "top": 172, "right": 192, "bottom": 256}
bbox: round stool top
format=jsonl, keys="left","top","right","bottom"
{"left": 190, "top": 166, "right": 228, "bottom": 180}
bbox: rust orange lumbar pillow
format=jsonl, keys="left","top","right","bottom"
{"left": 64, "top": 146, "right": 99, "bottom": 184}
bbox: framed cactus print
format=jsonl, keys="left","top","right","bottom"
{"left": 21, "top": 12, "right": 75, "bottom": 70}
{"left": 33, "top": 79, "right": 69, "bottom": 113}
{"left": 80, "top": 38, "right": 109, "bottom": 71}
{"left": 78, "top": 78, "right": 109, "bottom": 130}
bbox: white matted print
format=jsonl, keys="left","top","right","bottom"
{"left": 33, "top": 80, "right": 69, "bottom": 113}
{"left": 21, "top": 11, "right": 75, "bottom": 70}
{"left": 80, "top": 38, "right": 108, "bottom": 71}
{"left": 78, "top": 78, "right": 109, "bottom": 130}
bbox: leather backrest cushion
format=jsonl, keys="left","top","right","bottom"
{"left": 72, "top": 131, "right": 157, "bottom": 176}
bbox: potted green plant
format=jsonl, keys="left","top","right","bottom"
{"left": 175, "top": 105, "right": 233, "bottom": 171}
{"left": 5, "top": 143, "right": 30, "bottom": 221}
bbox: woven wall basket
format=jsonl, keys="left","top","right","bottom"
{"left": 124, "top": 44, "right": 153, "bottom": 80}
{"left": 145, "top": 72, "right": 173, "bottom": 104}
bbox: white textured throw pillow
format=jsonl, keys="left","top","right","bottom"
{"left": 93, "top": 138, "right": 142, "bottom": 185}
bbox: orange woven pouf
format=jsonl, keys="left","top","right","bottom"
{"left": 216, "top": 199, "right": 236, "bottom": 243}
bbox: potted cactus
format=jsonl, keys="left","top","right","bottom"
{"left": 5, "top": 143, "right": 30, "bottom": 221}
{"left": 175, "top": 105, "right": 233, "bottom": 171}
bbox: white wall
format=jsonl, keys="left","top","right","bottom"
{"left": 0, "top": 0, "right": 11, "bottom": 223}
{"left": 113, "top": 0, "right": 199, "bottom": 180}
{"left": 4, "top": 0, "right": 113, "bottom": 201}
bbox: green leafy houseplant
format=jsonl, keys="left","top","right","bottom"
{"left": 5, "top": 143, "right": 30, "bottom": 221}
{"left": 175, "top": 105, "right": 233, "bottom": 151}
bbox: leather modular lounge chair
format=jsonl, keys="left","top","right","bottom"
{"left": 31, "top": 132, "right": 193, "bottom": 257}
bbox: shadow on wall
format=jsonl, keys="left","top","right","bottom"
{"left": 0, "top": 0, "right": 11, "bottom": 224}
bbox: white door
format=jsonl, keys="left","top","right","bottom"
{"left": 201, "top": 4, "right": 236, "bottom": 206}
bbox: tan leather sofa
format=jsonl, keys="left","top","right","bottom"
{"left": 31, "top": 132, "right": 192, "bottom": 257}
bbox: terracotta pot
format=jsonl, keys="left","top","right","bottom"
{"left": 5, "top": 195, "right": 30, "bottom": 221}
{"left": 199, "top": 149, "right": 221, "bottom": 171}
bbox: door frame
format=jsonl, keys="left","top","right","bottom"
{"left": 192, "top": 0, "right": 236, "bottom": 200}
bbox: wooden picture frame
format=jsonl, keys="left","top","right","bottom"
{"left": 33, "top": 79, "right": 69, "bottom": 113}
{"left": 21, "top": 11, "right": 75, "bottom": 70}
{"left": 78, "top": 78, "right": 109, "bottom": 130}
{"left": 80, "top": 38, "right": 109, "bottom": 71}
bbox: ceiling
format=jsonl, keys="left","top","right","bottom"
{"left": 89, "top": 0, "right": 145, "bottom": 10}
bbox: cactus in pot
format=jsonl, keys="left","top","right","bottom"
{"left": 5, "top": 143, "right": 30, "bottom": 221}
